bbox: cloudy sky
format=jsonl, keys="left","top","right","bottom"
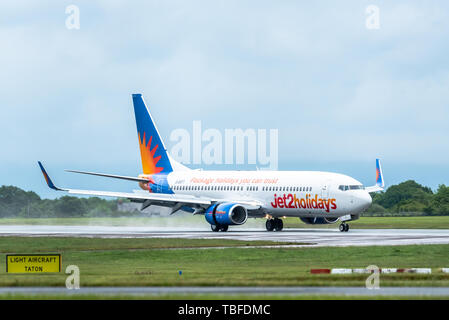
{"left": 1, "top": 1, "right": 448, "bottom": 198}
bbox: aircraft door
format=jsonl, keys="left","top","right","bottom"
{"left": 321, "top": 182, "right": 330, "bottom": 200}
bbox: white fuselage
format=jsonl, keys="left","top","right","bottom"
{"left": 164, "top": 170, "right": 372, "bottom": 218}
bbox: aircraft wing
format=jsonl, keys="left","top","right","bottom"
{"left": 64, "top": 169, "right": 149, "bottom": 183}
{"left": 39, "top": 162, "right": 262, "bottom": 212}
{"left": 65, "top": 189, "right": 212, "bottom": 205}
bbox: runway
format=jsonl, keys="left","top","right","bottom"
{"left": 1, "top": 286, "right": 448, "bottom": 297}
{"left": 1, "top": 225, "right": 449, "bottom": 247}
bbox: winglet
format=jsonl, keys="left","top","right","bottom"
{"left": 38, "top": 161, "right": 64, "bottom": 191}
{"left": 375, "top": 158, "right": 385, "bottom": 188}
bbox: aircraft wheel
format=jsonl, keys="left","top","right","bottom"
{"left": 211, "top": 224, "right": 220, "bottom": 232}
{"left": 344, "top": 224, "right": 349, "bottom": 232}
{"left": 266, "top": 219, "right": 275, "bottom": 231}
{"left": 220, "top": 225, "right": 229, "bottom": 232}
{"left": 339, "top": 223, "right": 346, "bottom": 232}
{"left": 274, "top": 218, "right": 283, "bottom": 231}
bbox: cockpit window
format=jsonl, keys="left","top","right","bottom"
{"left": 339, "top": 185, "right": 364, "bottom": 191}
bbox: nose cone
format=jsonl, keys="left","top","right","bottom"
{"left": 356, "top": 191, "right": 372, "bottom": 212}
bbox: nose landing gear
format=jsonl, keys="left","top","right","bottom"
{"left": 266, "top": 218, "right": 283, "bottom": 231}
{"left": 339, "top": 223, "right": 349, "bottom": 232}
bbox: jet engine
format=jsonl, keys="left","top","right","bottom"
{"left": 205, "top": 202, "right": 248, "bottom": 226}
{"left": 300, "top": 217, "right": 339, "bottom": 224}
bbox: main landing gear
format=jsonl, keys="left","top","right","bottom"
{"left": 211, "top": 224, "right": 228, "bottom": 232}
{"left": 266, "top": 218, "right": 283, "bottom": 232}
{"left": 339, "top": 223, "right": 349, "bottom": 232}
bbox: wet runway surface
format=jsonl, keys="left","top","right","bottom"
{"left": 1, "top": 225, "right": 449, "bottom": 247}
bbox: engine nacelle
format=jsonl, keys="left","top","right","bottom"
{"left": 300, "top": 217, "right": 339, "bottom": 225}
{"left": 205, "top": 202, "right": 248, "bottom": 226}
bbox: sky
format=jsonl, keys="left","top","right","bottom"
{"left": 0, "top": 1, "right": 449, "bottom": 198}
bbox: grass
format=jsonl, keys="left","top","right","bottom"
{"left": 0, "top": 294, "right": 448, "bottom": 300}
{"left": 0, "top": 237, "right": 286, "bottom": 253}
{"left": 283, "top": 216, "right": 449, "bottom": 229}
{"left": 0, "top": 237, "right": 448, "bottom": 287}
{"left": 0, "top": 216, "right": 448, "bottom": 229}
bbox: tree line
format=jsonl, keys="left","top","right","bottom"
{"left": 0, "top": 180, "right": 449, "bottom": 218}
{"left": 366, "top": 180, "right": 449, "bottom": 216}
{"left": 0, "top": 186, "right": 139, "bottom": 218}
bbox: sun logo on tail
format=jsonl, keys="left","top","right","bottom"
{"left": 138, "top": 132, "right": 164, "bottom": 174}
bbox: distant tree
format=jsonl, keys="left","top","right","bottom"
{"left": 373, "top": 180, "right": 433, "bottom": 211}
{"left": 364, "top": 203, "right": 387, "bottom": 215}
{"left": 429, "top": 184, "right": 449, "bottom": 215}
{"left": 54, "top": 196, "right": 87, "bottom": 217}
{"left": 19, "top": 199, "right": 56, "bottom": 218}
{"left": 0, "top": 185, "right": 41, "bottom": 217}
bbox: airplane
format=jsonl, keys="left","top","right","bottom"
{"left": 39, "top": 93, "right": 384, "bottom": 233}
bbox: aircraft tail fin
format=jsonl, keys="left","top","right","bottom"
{"left": 365, "top": 158, "right": 385, "bottom": 193}
{"left": 132, "top": 94, "right": 190, "bottom": 175}
{"left": 376, "top": 158, "right": 385, "bottom": 188}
